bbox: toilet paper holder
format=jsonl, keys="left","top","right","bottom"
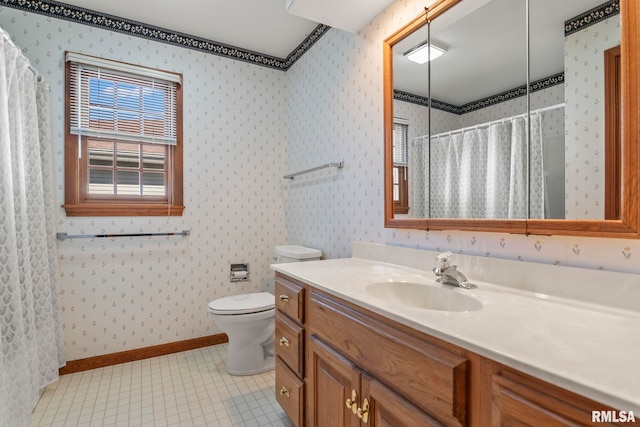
{"left": 230, "top": 263, "right": 250, "bottom": 282}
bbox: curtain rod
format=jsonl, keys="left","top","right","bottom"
{"left": 0, "top": 25, "right": 41, "bottom": 79}
{"left": 56, "top": 230, "right": 190, "bottom": 241}
{"left": 426, "top": 103, "right": 565, "bottom": 140}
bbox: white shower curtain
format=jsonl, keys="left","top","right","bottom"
{"left": 0, "top": 28, "right": 65, "bottom": 427}
{"left": 409, "top": 115, "right": 544, "bottom": 219}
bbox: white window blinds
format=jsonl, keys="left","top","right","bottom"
{"left": 66, "top": 52, "right": 181, "bottom": 145}
{"left": 393, "top": 120, "right": 409, "bottom": 167}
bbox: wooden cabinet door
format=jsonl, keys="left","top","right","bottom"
{"left": 308, "top": 336, "right": 361, "bottom": 427}
{"left": 491, "top": 373, "right": 627, "bottom": 427}
{"left": 363, "top": 375, "right": 445, "bottom": 427}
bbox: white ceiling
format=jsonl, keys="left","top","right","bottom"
{"left": 286, "top": 0, "right": 394, "bottom": 34}
{"left": 59, "top": 0, "right": 321, "bottom": 59}
{"left": 393, "top": 0, "right": 610, "bottom": 106}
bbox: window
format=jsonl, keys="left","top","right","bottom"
{"left": 393, "top": 120, "right": 409, "bottom": 214}
{"left": 63, "top": 52, "right": 183, "bottom": 216}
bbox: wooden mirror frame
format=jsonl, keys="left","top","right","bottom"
{"left": 384, "top": 0, "right": 640, "bottom": 238}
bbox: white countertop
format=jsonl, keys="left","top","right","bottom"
{"left": 271, "top": 257, "right": 640, "bottom": 413}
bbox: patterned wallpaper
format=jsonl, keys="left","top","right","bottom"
{"left": 395, "top": 85, "right": 564, "bottom": 141}
{"left": 393, "top": 99, "right": 456, "bottom": 144}
{"left": 283, "top": 28, "right": 384, "bottom": 258}
{"left": 0, "top": 8, "right": 288, "bottom": 360}
{"left": 1, "top": 0, "right": 638, "bottom": 362}
{"left": 565, "top": 15, "right": 620, "bottom": 219}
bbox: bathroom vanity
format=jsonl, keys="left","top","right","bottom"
{"left": 272, "top": 244, "right": 640, "bottom": 426}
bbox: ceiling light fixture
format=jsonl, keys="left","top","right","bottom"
{"left": 405, "top": 42, "right": 447, "bottom": 64}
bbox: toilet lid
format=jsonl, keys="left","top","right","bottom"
{"left": 208, "top": 292, "right": 275, "bottom": 315}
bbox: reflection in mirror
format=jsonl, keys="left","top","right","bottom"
{"left": 391, "top": 0, "right": 621, "bottom": 221}
{"left": 553, "top": 1, "right": 622, "bottom": 220}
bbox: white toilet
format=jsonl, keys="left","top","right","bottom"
{"left": 208, "top": 245, "right": 322, "bottom": 375}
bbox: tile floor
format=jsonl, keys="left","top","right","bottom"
{"left": 29, "top": 344, "right": 293, "bottom": 427}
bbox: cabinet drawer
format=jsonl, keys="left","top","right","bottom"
{"left": 276, "top": 357, "right": 304, "bottom": 427}
{"left": 275, "top": 274, "right": 305, "bottom": 323}
{"left": 275, "top": 311, "right": 305, "bottom": 377}
{"left": 309, "top": 290, "right": 468, "bottom": 426}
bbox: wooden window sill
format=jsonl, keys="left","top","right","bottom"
{"left": 394, "top": 206, "right": 409, "bottom": 215}
{"left": 63, "top": 203, "right": 184, "bottom": 217}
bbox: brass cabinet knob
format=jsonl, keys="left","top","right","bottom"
{"left": 279, "top": 336, "right": 290, "bottom": 347}
{"left": 345, "top": 389, "right": 358, "bottom": 414}
{"left": 357, "top": 398, "right": 370, "bottom": 423}
{"left": 279, "top": 386, "right": 290, "bottom": 397}
{"left": 279, "top": 294, "right": 289, "bottom": 302}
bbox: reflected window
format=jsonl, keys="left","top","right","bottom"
{"left": 393, "top": 120, "right": 409, "bottom": 214}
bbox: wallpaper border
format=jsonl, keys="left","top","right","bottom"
{"left": 395, "top": 73, "right": 565, "bottom": 114}
{"left": 0, "top": 0, "right": 330, "bottom": 71}
{"left": 564, "top": 0, "right": 619, "bottom": 36}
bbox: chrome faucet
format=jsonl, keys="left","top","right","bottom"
{"left": 432, "top": 252, "right": 476, "bottom": 289}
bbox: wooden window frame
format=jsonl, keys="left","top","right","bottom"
{"left": 393, "top": 121, "right": 409, "bottom": 215}
{"left": 393, "top": 165, "right": 409, "bottom": 215}
{"left": 63, "top": 58, "right": 184, "bottom": 217}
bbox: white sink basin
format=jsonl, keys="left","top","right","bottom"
{"left": 365, "top": 281, "right": 483, "bottom": 312}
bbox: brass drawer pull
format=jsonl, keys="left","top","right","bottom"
{"left": 279, "top": 336, "right": 290, "bottom": 347}
{"left": 357, "top": 398, "right": 370, "bottom": 423}
{"left": 345, "top": 389, "right": 358, "bottom": 414}
{"left": 279, "top": 386, "right": 290, "bottom": 397}
{"left": 279, "top": 294, "right": 290, "bottom": 302}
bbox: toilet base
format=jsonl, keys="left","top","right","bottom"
{"left": 208, "top": 295, "right": 276, "bottom": 376}
{"left": 211, "top": 308, "right": 276, "bottom": 376}
{"left": 226, "top": 355, "right": 275, "bottom": 376}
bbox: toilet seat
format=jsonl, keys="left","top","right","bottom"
{"left": 208, "top": 292, "right": 274, "bottom": 315}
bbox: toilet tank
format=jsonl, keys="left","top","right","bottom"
{"left": 274, "top": 245, "right": 322, "bottom": 263}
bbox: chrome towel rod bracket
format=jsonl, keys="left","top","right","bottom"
{"left": 284, "top": 161, "right": 344, "bottom": 180}
{"left": 56, "top": 230, "right": 191, "bottom": 241}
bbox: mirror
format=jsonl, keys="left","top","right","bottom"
{"left": 384, "top": 0, "right": 640, "bottom": 238}
{"left": 396, "top": 0, "right": 529, "bottom": 220}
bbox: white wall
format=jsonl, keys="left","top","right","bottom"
{"left": 0, "top": 7, "right": 288, "bottom": 360}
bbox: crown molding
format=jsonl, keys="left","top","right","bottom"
{"left": 0, "top": 0, "right": 330, "bottom": 71}
{"left": 395, "top": 73, "right": 564, "bottom": 114}
{"left": 564, "top": 0, "right": 619, "bottom": 36}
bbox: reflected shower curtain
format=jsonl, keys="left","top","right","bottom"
{"left": 408, "top": 135, "right": 429, "bottom": 217}
{"left": 409, "top": 115, "right": 544, "bottom": 219}
{"left": 0, "top": 29, "right": 65, "bottom": 427}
